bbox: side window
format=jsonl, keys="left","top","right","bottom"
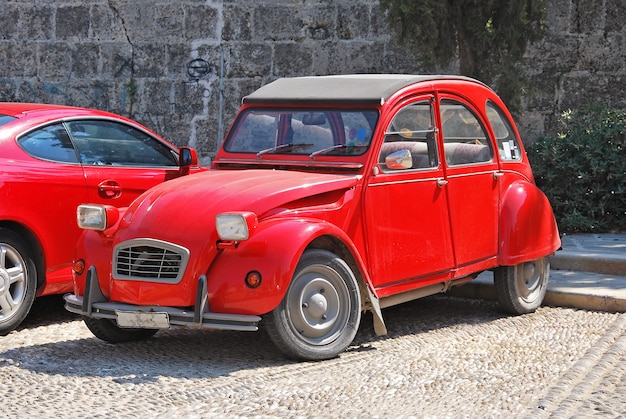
{"left": 440, "top": 99, "right": 493, "bottom": 166}
{"left": 18, "top": 124, "right": 78, "bottom": 163}
{"left": 486, "top": 101, "right": 522, "bottom": 161}
{"left": 379, "top": 100, "right": 438, "bottom": 172}
{"left": 0, "top": 115, "right": 17, "bottom": 127}
{"left": 67, "top": 120, "right": 177, "bottom": 167}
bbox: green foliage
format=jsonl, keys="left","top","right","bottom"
{"left": 379, "top": 0, "right": 546, "bottom": 111}
{"left": 527, "top": 106, "right": 626, "bottom": 233}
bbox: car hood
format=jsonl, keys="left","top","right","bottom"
{"left": 117, "top": 169, "right": 360, "bottom": 241}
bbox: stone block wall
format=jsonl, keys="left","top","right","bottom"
{"left": 0, "top": 0, "right": 624, "bottom": 162}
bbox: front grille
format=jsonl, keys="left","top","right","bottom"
{"left": 113, "top": 239, "right": 189, "bottom": 283}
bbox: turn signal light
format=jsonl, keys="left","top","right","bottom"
{"left": 245, "top": 271, "right": 262, "bottom": 288}
{"left": 73, "top": 259, "right": 85, "bottom": 275}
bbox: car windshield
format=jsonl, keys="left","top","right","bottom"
{"left": 224, "top": 109, "right": 379, "bottom": 157}
{"left": 0, "top": 114, "right": 17, "bottom": 127}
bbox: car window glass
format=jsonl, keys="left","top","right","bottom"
{"left": 17, "top": 123, "right": 79, "bottom": 163}
{"left": 440, "top": 100, "right": 493, "bottom": 166}
{"left": 0, "top": 115, "right": 17, "bottom": 127}
{"left": 224, "top": 109, "right": 378, "bottom": 156}
{"left": 486, "top": 101, "right": 522, "bottom": 161}
{"left": 66, "top": 120, "right": 177, "bottom": 166}
{"left": 379, "top": 100, "right": 438, "bottom": 172}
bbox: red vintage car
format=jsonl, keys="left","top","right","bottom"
{"left": 66, "top": 75, "right": 560, "bottom": 360}
{"left": 0, "top": 102, "right": 202, "bottom": 334}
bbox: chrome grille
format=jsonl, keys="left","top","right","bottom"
{"left": 113, "top": 239, "right": 189, "bottom": 283}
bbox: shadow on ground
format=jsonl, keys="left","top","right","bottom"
{"left": 2, "top": 295, "right": 507, "bottom": 381}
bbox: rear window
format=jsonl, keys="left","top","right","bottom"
{"left": 18, "top": 123, "right": 79, "bottom": 163}
{"left": 485, "top": 101, "right": 523, "bottom": 161}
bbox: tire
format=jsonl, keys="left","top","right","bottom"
{"left": 0, "top": 229, "right": 38, "bottom": 335}
{"left": 264, "top": 249, "right": 361, "bottom": 361}
{"left": 494, "top": 257, "right": 549, "bottom": 314}
{"left": 83, "top": 317, "right": 158, "bottom": 343}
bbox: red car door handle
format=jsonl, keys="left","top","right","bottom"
{"left": 98, "top": 180, "right": 122, "bottom": 198}
{"left": 437, "top": 178, "right": 448, "bottom": 188}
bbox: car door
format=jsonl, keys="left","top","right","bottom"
{"left": 438, "top": 97, "right": 499, "bottom": 269}
{"left": 364, "top": 98, "right": 455, "bottom": 295}
{"left": 13, "top": 123, "right": 90, "bottom": 281}
{"left": 66, "top": 120, "right": 182, "bottom": 206}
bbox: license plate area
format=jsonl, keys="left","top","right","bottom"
{"left": 115, "top": 310, "right": 170, "bottom": 329}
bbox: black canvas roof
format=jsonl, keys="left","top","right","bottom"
{"left": 242, "top": 74, "right": 480, "bottom": 105}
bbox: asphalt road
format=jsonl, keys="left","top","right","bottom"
{"left": 1, "top": 293, "right": 625, "bottom": 418}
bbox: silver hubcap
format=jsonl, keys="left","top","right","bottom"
{"left": 515, "top": 259, "right": 545, "bottom": 303}
{"left": 286, "top": 264, "right": 350, "bottom": 346}
{"left": 0, "top": 244, "right": 27, "bottom": 321}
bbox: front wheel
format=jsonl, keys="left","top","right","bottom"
{"left": 83, "top": 317, "right": 158, "bottom": 343}
{"left": 264, "top": 249, "right": 362, "bottom": 361}
{"left": 494, "top": 257, "right": 549, "bottom": 314}
{"left": 0, "top": 229, "right": 38, "bottom": 335}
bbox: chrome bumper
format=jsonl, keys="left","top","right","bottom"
{"left": 64, "top": 266, "right": 261, "bottom": 332}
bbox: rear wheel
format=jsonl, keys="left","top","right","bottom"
{"left": 264, "top": 249, "right": 361, "bottom": 361}
{"left": 494, "top": 257, "right": 549, "bottom": 314}
{"left": 83, "top": 317, "right": 158, "bottom": 343}
{"left": 0, "top": 229, "right": 38, "bottom": 335}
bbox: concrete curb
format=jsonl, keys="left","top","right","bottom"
{"left": 542, "top": 290, "right": 626, "bottom": 312}
{"left": 449, "top": 281, "right": 626, "bottom": 313}
{"left": 448, "top": 270, "right": 626, "bottom": 313}
{"left": 549, "top": 250, "right": 626, "bottom": 277}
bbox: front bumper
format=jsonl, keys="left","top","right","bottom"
{"left": 64, "top": 266, "right": 261, "bottom": 332}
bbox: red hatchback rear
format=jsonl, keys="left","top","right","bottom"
{"left": 0, "top": 103, "right": 202, "bottom": 334}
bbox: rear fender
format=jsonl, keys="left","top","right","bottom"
{"left": 206, "top": 217, "right": 371, "bottom": 316}
{"left": 498, "top": 181, "right": 560, "bottom": 265}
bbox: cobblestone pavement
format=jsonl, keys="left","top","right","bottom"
{"left": 1, "top": 295, "right": 624, "bottom": 418}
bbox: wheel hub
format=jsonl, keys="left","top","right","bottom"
{"left": 523, "top": 263, "right": 536, "bottom": 284}
{"left": 305, "top": 292, "right": 328, "bottom": 319}
{"left": 0, "top": 269, "right": 8, "bottom": 294}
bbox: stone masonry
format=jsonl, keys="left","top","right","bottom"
{"left": 0, "top": 0, "right": 624, "bottom": 162}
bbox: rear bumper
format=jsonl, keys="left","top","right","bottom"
{"left": 64, "top": 266, "right": 261, "bottom": 332}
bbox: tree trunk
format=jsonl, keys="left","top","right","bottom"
{"left": 458, "top": 34, "right": 478, "bottom": 80}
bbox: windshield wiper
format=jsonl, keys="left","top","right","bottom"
{"left": 257, "top": 143, "right": 313, "bottom": 158}
{"left": 309, "top": 144, "right": 349, "bottom": 159}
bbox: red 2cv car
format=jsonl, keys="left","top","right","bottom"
{"left": 65, "top": 75, "right": 560, "bottom": 360}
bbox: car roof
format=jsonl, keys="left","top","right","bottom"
{"left": 242, "top": 74, "right": 486, "bottom": 106}
{"left": 0, "top": 103, "right": 171, "bottom": 146}
{"left": 0, "top": 102, "right": 138, "bottom": 130}
{"left": 0, "top": 102, "right": 89, "bottom": 117}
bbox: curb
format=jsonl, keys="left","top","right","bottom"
{"left": 448, "top": 281, "right": 626, "bottom": 313}
{"left": 448, "top": 271, "right": 626, "bottom": 313}
{"left": 542, "top": 289, "right": 626, "bottom": 312}
{"left": 549, "top": 250, "right": 626, "bottom": 277}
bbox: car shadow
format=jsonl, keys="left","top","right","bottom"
{"left": 17, "top": 294, "right": 80, "bottom": 331}
{"left": 1, "top": 295, "right": 507, "bottom": 381}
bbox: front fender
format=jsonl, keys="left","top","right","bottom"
{"left": 206, "top": 217, "right": 365, "bottom": 316}
{"left": 72, "top": 229, "right": 116, "bottom": 297}
{"left": 498, "top": 181, "right": 560, "bottom": 265}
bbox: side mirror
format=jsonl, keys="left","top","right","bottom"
{"left": 385, "top": 149, "right": 412, "bottom": 170}
{"left": 179, "top": 146, "right": 198, "bottom": 167}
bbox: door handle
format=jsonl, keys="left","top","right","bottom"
{"left": 437, "top": 178, "right": 448, "bottom": 188}
{"left": 98, "top": 180, "right": 122, "bottom": 198}
{"left": 493, "top": 172, "right": 504, "bottom": 179}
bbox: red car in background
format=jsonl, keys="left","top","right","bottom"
{"left": 66, "top": 75, "right": 560, "bottom": 360}
{"left": 0, "top": 103, "right": 202, "bottom": 334}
